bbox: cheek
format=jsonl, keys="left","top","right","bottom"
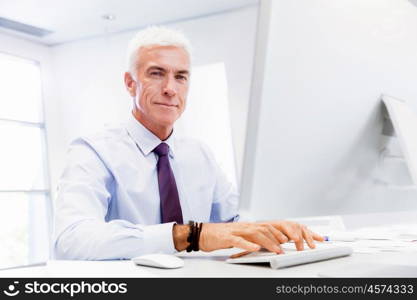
{"left": 179, "top": 88, "right": 188, "bottom": 107}
{"left": 138, "top": 82, "right": 160, "bottom": 104}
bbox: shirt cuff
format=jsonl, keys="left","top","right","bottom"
{"left": 143, "top": 222, "right": 176, "bottom": 254}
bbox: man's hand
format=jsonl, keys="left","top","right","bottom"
{"left": 263, "top": 221, "right": 325, "bottom": 251}
{"left": 198, "top": 221, "right": 324, "bottom": 253}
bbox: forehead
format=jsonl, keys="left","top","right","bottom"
{"left": 137, "top": 45, "right": 190, "bottom": 71}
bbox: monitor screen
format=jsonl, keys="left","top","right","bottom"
{"left": 240, "top": 0, "right": 417, "bottom": 220}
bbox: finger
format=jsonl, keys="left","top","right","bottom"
{"left": 270, "top": 222, "right": 296, "bottom": 244}
{"left": 251, "top": 231, "right": 283, "bottom": 254}
{"left": 284, "top": 224, "right": 304, "bottom": 251}
{"left": 267, "top": 224, "right": 289, "bottom": 244}
{"left": 312, "top": 231, "right": 325, "bottom": 242}
{"left": 276, "top": 223, "right": 304, "bottom": 251}
{"left": 302, "top": 228, "right": 316, "bottom": 249}
{"left": 261, "top": 226, "right": 284, "bottom": 253}
{"left": 231, "top": 236, "right": 261, "bottom": 252}
{"left": 261, "top": 224, "right": 282, "bottom": 244}
{"left": 293, "top": 232, "right": 304, "bottom": 251}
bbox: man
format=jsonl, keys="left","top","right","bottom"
{"left": 53, "top": 26, "right": 323, "bottom": 260}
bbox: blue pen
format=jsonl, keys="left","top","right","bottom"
{"left": 323, "top": 233, "right": 356, "bottom": 242}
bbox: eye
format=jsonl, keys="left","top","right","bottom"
{"left": 150, "top": 71, "right": 163, "bottom": 77}
{"left": 175, "top": 75, "right": 188, "bottom": 81}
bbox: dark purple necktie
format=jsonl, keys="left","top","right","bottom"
{"left": 153, "top": 142, "right": 183, "bottom": 224}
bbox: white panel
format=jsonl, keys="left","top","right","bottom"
{"left": 176, "top": 63, "right": 237, "bottom": 187}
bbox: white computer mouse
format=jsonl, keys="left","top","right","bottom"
{"left": 132, "top": 253, "right": 184, "bottom": 269}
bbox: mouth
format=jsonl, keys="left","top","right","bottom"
{"left": 154, "top": 103, "right": 178, "bottom": 108}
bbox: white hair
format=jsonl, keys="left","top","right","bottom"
{"left": 126, "top": 26, "right": 192, "bottom": 75}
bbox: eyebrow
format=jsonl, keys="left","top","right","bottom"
{"left": 147, "top": 66, "right": 165, "bottom": 72}
{"left": 177, "top": 70, "right": 190, "bottom": 75}
{"left": 147, "top": 65, "right": 189, "bottom": 75}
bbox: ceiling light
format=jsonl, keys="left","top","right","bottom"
{"left": 102, "top": 14, "right": 116, "bottom": 21}
{"left": 0, "top": 16, "right": 53, "bottom": 37}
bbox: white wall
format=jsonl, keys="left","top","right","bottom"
{"left": 48, "top": 5, "right": 258, "bottom": 193}
{"left": 242, "top": 0, "right": 417, "bottom": 220}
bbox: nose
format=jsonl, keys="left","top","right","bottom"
{"left": 162, "top": 75, "right": 177, "bottom": 97}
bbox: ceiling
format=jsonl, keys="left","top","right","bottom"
{"left": 0, "top": 0, "right": 258, "bottom": 46}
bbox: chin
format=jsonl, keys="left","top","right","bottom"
{"left": 155, "top": 115, "right": 178, "bottom": 128}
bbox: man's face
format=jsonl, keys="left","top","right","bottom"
{"left": 126, "top": 45, "right": 190, "bottom": 129}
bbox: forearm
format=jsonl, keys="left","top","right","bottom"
{"left": 54, "top": 219, "right": 176, "bottom": 260}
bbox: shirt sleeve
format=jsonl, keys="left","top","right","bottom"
{"left": 198, "top": 143, "right": 240, "bottom": 223}
{"left": 52, "top": 137, "right": 176, "bottom": 260}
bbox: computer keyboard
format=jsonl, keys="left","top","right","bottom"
{"left": 226, "top": 243, "right": 353, "bottom": 269}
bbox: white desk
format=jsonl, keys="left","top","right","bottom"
{"left": 1, "top": 211, "right": 417, "bottom": 278}
{"left": 1, "top": 248, "right": 416, "bottom": 278}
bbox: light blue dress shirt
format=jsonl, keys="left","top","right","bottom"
{"left": 53, "top": 113, "right": 239, "bottom": 260}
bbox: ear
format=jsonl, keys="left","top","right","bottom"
{"left": 124, "top": 72, "right": 137, "bottom": 97}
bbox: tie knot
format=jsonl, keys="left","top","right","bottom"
{"left": 153, "top": 142, "right": 170, "bottom": 157}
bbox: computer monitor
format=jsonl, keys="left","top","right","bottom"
{"left": 240, "top": 0, "right": 417, "bottom": 220}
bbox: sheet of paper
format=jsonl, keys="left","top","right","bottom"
{"left": 324, "top": 223, "right": 417, "bottom": 254}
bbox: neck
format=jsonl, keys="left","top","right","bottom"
{"left": 132, "top": 109, "right": 173, "bottom": 141}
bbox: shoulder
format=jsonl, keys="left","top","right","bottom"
{"left": 75, "top": 124, "right": 127, "bottom": 144}
{"left": 72, "top": 123, "right": 129, "bottom": 148}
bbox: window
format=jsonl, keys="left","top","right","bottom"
{"left": 0, "top": 52, "right": 51, "bottom": 269}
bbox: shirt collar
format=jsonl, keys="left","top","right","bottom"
{"left": 126, "top": 112, "right": 175, "bottom": 158}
